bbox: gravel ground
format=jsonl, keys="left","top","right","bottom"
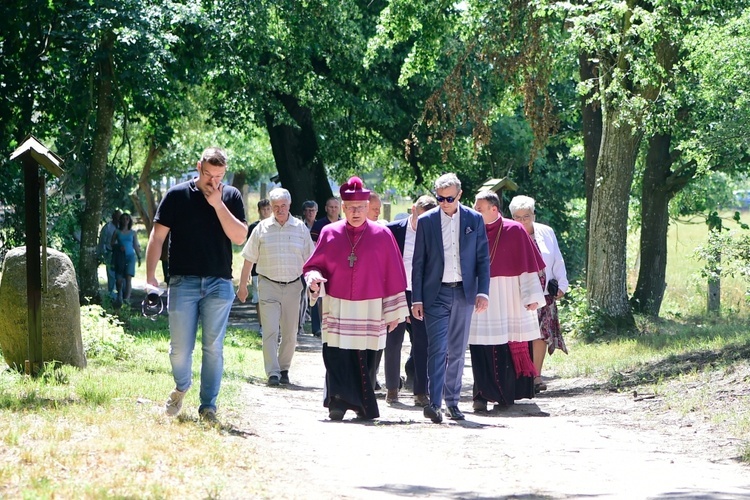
{"left": 215, "top": 304, "right": 750, "bottom": 500}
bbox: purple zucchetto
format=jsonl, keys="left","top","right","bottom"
{"left": 339, "top": 176, "right": 370, "bottom": 201}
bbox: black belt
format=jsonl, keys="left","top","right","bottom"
{"left": 441, "top": 281, "right": 463, "bottom": 288}
{"left": 260, "top": 275, "right": 300, "bottom": 285}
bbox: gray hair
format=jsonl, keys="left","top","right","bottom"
{"left": 434, "top": 173, "right": 461, "bottom": 192}
{"left": 475, "top": 190, "right": 501, "bottom": 210}
{"left": 415, "top": 195, "right": 437, "bottom": 212}
{"left": 302, "top": 200, "right": 318, "bottom": 210}
{"left": 508, "top": 195, "right": 536, "bottom": 216}
{"left": 268, "top": 188, "right": 292, "bottom": 203}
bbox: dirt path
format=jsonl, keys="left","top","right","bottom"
{"left": 218, "top": 304, "right": 750, "bottom": 499}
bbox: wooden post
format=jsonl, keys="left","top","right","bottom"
{"left": 23, "top": 157, "right": 43, "bottom": 375}
{"left": 707, "top": 214, "right": 722, "bottom": 315}
{"left": 9, "top": 135, "right": 64, "bottom": 377}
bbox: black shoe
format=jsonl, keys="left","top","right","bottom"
{"left": 374, "top": 380, "right": 382, "bottom": 391}
{"left": 280, "top": 370, "right": 290, "bottom": 385}
{"left": 445, "top": 405, "right": 465, "bottom": 420}
{"left": 329, "top": 408, "right": 345, "bottom": 421}
{"left": 267, "top": 375, "right": 280, "bottom": 386}
{"left": 424, "top": 403, "right": 443, "bottom": 423}
{"left": 313, "top": 331, "right": 322, "bottom": 338}
{"left": 472, "top": 399, "right": 488, "bottom": 413}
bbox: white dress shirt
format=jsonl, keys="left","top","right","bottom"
{"left": 440, "top": 209, "right": 462, "bottom": 283}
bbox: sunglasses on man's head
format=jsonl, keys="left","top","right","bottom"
{"left": 436, "top": 195, "right": 457, "bottom": 203}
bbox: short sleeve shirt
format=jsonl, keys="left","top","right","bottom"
{"left": 154, "top": 179, "right": 246, "bottom": 279}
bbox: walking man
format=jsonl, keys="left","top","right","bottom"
{"left": 304, "top": 177, "right": 408, "bottom": 420}
{"left": 237, "top": 188, "right": 314, "bottom": 386}
{"left": 411, "top": 173, "right": 490, "bottom": 423}
{"left": 145, "top": 147, "right": 247, "bottom": 423}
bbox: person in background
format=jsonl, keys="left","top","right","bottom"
{"left": 309, "top": 196, "right": 341, "bottom": 337}
{"left": 98, "top": 209, "right": 122, "bottom": 300}
{"left": 368, "top": 191, "right": 383, "bottom": 223}
{"left": 145, "top": 146, "right": 247, "bottom": 424}
{"left": 367, "top": 190, "right": 386, "bottom": 388}
{"left": 469, "top": 190, "right": 545, "bottom": 411}
{"left": 301, "top": 200, "right": 318, "bottom": 231}
{"left": 509, "top": 195, "right": 569, "bottom": 393}
{"left": 298, "top": 200, "right": 319, "bottom": 336}
{"left": 303, "top": 177, "right": 408, "bottom": 421}
{"left": 385, "top": 195, "right": 437, "bottom": 406}
{"left": 247, "top": 198, "right": 272, "bottom": 308}
{"left": 310, "top": 197, "right": 341, "bottom": 242}
{"left": 411, "top": 173, "right": 490, "bottom": 423}
{"left": 111, "top": 212, "right": 141, "bottom": 305}
{"left": 237, "top": 188, "right": 313, "bottom": 386}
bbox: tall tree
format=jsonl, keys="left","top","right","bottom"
{"left": 28, "top": 0, "right": 204, "bottom": 300}
{"left": 630, "top": 3, "right": 750, "bottom": 316}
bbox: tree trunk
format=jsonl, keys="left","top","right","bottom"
{"left": 265, "top": 94, "right": 333, "bottom": 215}
{"left": 587, "top": 105, "right": 640, "bottom": 328}
{"left": 579, "top": 52, "right": 602, "bottom": 278}
{"left": 130, "top": 140, "right": 160, "bottom": 235}
{"left": 78, "top": 32, "right": 116, "bottom": 303}
{"left": 631, "top": 133, "right": 683, "bottom": 316}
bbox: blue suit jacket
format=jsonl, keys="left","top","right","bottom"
{"left": 411, "top": 205, "right": 490, "bottom": 306}
{"left": 386, "top": 218, "right": 409, "bottom": 255}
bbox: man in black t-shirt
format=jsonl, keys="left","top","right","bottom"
{"left": 145, "top": 147, "right": 247, "bottom": 424}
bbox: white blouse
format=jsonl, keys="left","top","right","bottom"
{"left": 532, "top": 222, "right": 569, "bottom": 295}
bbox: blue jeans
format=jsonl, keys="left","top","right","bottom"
{"left": 167, "top": 275, "right": 235, "bottom": 412}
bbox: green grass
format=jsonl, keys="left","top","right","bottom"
{"left": 0, "top": 302, "right": 266, "bottom": 498}
{"left": 628, "top": 211, "right": 750, "bottom": 317}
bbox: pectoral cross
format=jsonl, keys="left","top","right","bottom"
{"left": 348, "top": 251, "right": 357, "bottom": 268}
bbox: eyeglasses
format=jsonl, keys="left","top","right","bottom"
{"left": 344, "top": 205, "right": 368, "bottom": 213}
{"left": 435, "top": 195, "right": 457, "bottom": 203}
{"left": 200, "top": 166, "right": 225, "bottom": 182}
{"left": 513, "top": 214, "right": 533, "bottom": 222}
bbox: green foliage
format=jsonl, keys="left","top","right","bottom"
{"left": 671, "top": 172, "right": 737, "bottom": 219}
{"left": 80, "top": 305, "right": 135, "bottom": 360}
{"left": 680, "top": 7, "right": 750, "bottom": 176}
{"left": 558, "top": 281, "right": 609, "bottom": 343}
{"left": 695, "top": 228, "right": 750, "bottom": 297}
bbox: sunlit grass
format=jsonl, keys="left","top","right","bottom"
{"left": 0, "top": 303, "right": 267, "bottom": 499}
{"left": 628, "top": 211, "right": 750, "bottom": 318}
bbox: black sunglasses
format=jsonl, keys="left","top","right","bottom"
{"left": 435, "top": 195, "right": 457, "bottom": 203}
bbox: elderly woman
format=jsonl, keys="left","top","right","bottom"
{"left": 508, "top": 195, "right": 569, "bottom": 392}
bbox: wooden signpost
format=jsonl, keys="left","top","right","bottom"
{"left": 9, "top": 135, "right": 64, "bottom": 376}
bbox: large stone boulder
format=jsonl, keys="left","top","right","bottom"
{"left": 0, "top": 247, "right": 86, "bottom": 370}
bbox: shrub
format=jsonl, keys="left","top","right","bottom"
{"left": 80, "top": 305, "right": 134, "bottom": 360}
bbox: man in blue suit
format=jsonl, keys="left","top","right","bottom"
{"left": 412, "top": 173, "right": 490, "bottom": 423}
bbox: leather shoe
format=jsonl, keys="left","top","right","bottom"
{"left": 267, "top": 375, "right": 280, "bottom": 387}
{"left": 329, "top": 408, "right": 345, "bottom": 421}
{"left": 413, "top": 394, "right": 430, "bottom": 407}
{"left": 472, "top": 399, "right": 488, "bottom": 413}
{"left": 280, "top": 370, "right": 290, "bottom": 385}
{"left": 385, "top": 389, "right": 399, "bottom": 404}
{"left": 445, "top": 405, "right": 465, "bottom": 420}
{"left": 424, "top": 403, "right": 443, "bottom": 423}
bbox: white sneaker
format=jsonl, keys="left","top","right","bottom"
{"left": 165, "top": 388, "right": 187, "bottom": 416}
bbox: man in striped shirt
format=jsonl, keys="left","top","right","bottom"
{"left": 237, "top": 188, "right": 314, "bottom": 386}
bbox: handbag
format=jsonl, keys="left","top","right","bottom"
{"left": 547, "top": 278, "right": 559, "bottom": 297}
